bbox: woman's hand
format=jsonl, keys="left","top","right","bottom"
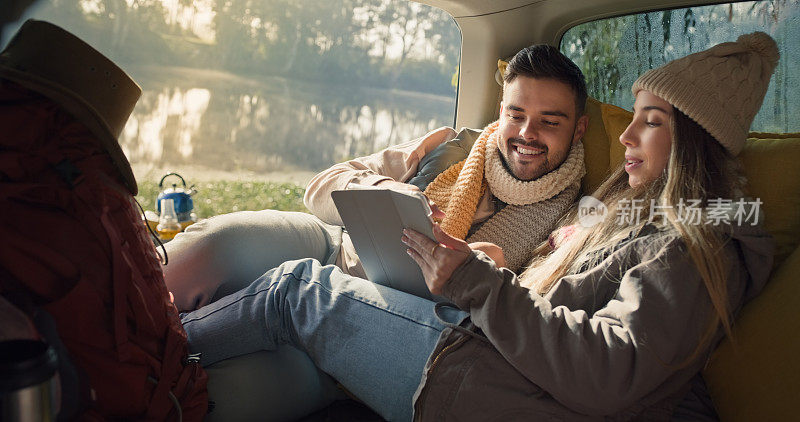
{"left": 403, "top": 223, "right": 471, "bottom": 295}
{"left": 468, "top": 242, "right": 506, "bottom": 268}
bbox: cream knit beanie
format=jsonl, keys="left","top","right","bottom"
{"left": 632, "top": 32, "right": 779, "bottom": 156}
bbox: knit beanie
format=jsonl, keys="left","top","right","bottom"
{"left": 632, "top": 32, "right": 779, "bottom": 156}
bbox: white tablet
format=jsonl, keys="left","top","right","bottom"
{"left": 331, "top": 186, "right": 446, "bottom": 302}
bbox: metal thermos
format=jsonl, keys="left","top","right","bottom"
{"left": 0, "top": 340, "right": 59, "bottom": 422}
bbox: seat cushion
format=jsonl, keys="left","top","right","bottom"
{"left": 704, "top": 244, "right": 800, "bottom": 421}
{"left": 581, "top": 97, "right": 632, "bottom": 193}
{"left": 738, "top": 133, "right": 800, "bottom": 267}
{"left": 580, "top": 97, "right": 611, "bottom": 194}
{"left": 599, "top": 102, "right": 630, "bottom": 170}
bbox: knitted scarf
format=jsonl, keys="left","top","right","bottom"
{"left": 424, "top": 120, "right": 585, "bottom": 272}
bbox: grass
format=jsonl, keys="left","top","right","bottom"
{"left": 136, "top": 180, "right": 308, "bottom": 218}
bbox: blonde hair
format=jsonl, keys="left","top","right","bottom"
{"left": 522, "top": 108, "right": 745, "bottom": 365}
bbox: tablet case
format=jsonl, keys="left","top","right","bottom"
{"left": 331, "top": 187, "right": 445, "bottom": 301}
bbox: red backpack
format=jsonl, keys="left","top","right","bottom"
{"left": 0, "top": 81, "right": 208, "bottom": 419}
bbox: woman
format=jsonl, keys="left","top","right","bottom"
{"left": 181, "top": 32, "right": 778, "bottom": 420}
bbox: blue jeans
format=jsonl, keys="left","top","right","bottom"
{"left": 181, "top": 258, "right": 469, "bottom": 421}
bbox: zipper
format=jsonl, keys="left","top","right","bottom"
{"left": 428, "top": 336, "right": 468, "bottom": 373}
{"left": 415, "top": 335, "right": 469, "bottom": 420}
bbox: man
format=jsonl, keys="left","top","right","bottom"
{"left": 165, "top": 44, "right": 589, "bottom": 312}
{"left": 164, "top": 43, "right": 589, "bottom": 420}
{"left": 305, "top": 44, "right": 588, "bottom": 277}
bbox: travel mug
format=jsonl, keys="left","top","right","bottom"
{"left": 0, "top": 339, "right": 59, "bottom": 422}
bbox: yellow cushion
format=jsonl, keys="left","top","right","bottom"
{"left": 580, "top": 97, "right": 611, "bottom": 193}
{"left": 599, "top": 102, "right": 631, "bottom": 169}
{"left": 684, "top": 131, "right": 800, "bottom": 421}
{"left": 738, "top": 134, "right": 800, "bottom": 267}
{"left": 581, "top": 97, "right": 632, "bottom": 194}
{"left": 704, "top": 244, "right": 800, "bottom": 421}
{"left": 497, "top": 59, "right": 507, "bottom": 79}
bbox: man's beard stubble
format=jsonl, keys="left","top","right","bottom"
{"left": 499, "top": 125, "right": 578, "bottom": 182}
{"left": 500, "top": 139, "right": 550, "bottom": 181}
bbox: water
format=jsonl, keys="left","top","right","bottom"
{"left": 120, "top": 65, "right": 456, "bottom": 178}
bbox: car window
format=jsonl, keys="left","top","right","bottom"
{"left": 4, "top": 0, "right": 460, "bottom": 216}
{"left": 561, "top": 0, "right": 799, "bottom": 133}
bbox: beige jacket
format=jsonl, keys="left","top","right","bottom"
{"left": 304, "top": 126, "right": 498, "bottom": 278}
{"left": 412, "top": 223, "right": 774, "bottom": 420}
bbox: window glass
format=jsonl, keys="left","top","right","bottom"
{"left": 561, "top": 1, "right": 799, "bottom": 133}
{"left": 3, "top": 0, "right": 460, "bottom": 215}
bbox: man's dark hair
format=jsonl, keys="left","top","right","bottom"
{"left": 504, "top": 44, "right": 588, "bottom": 115}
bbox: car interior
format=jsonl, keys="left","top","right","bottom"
{"left": 1, "top": 0, "right": 797, "bottom": 420}
{"left": 437, "top": 2, "right": 797, "bottom": 421}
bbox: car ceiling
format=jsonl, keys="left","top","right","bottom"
{"left": 415, "top": 0, "right": 747, "bottom": 127}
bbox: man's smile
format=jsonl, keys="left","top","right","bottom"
{"left": 513, "top": 145, "right": 545, "bottom": 156}
{"left": 508, "top": 140, "right": 547, "bottom": 162}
